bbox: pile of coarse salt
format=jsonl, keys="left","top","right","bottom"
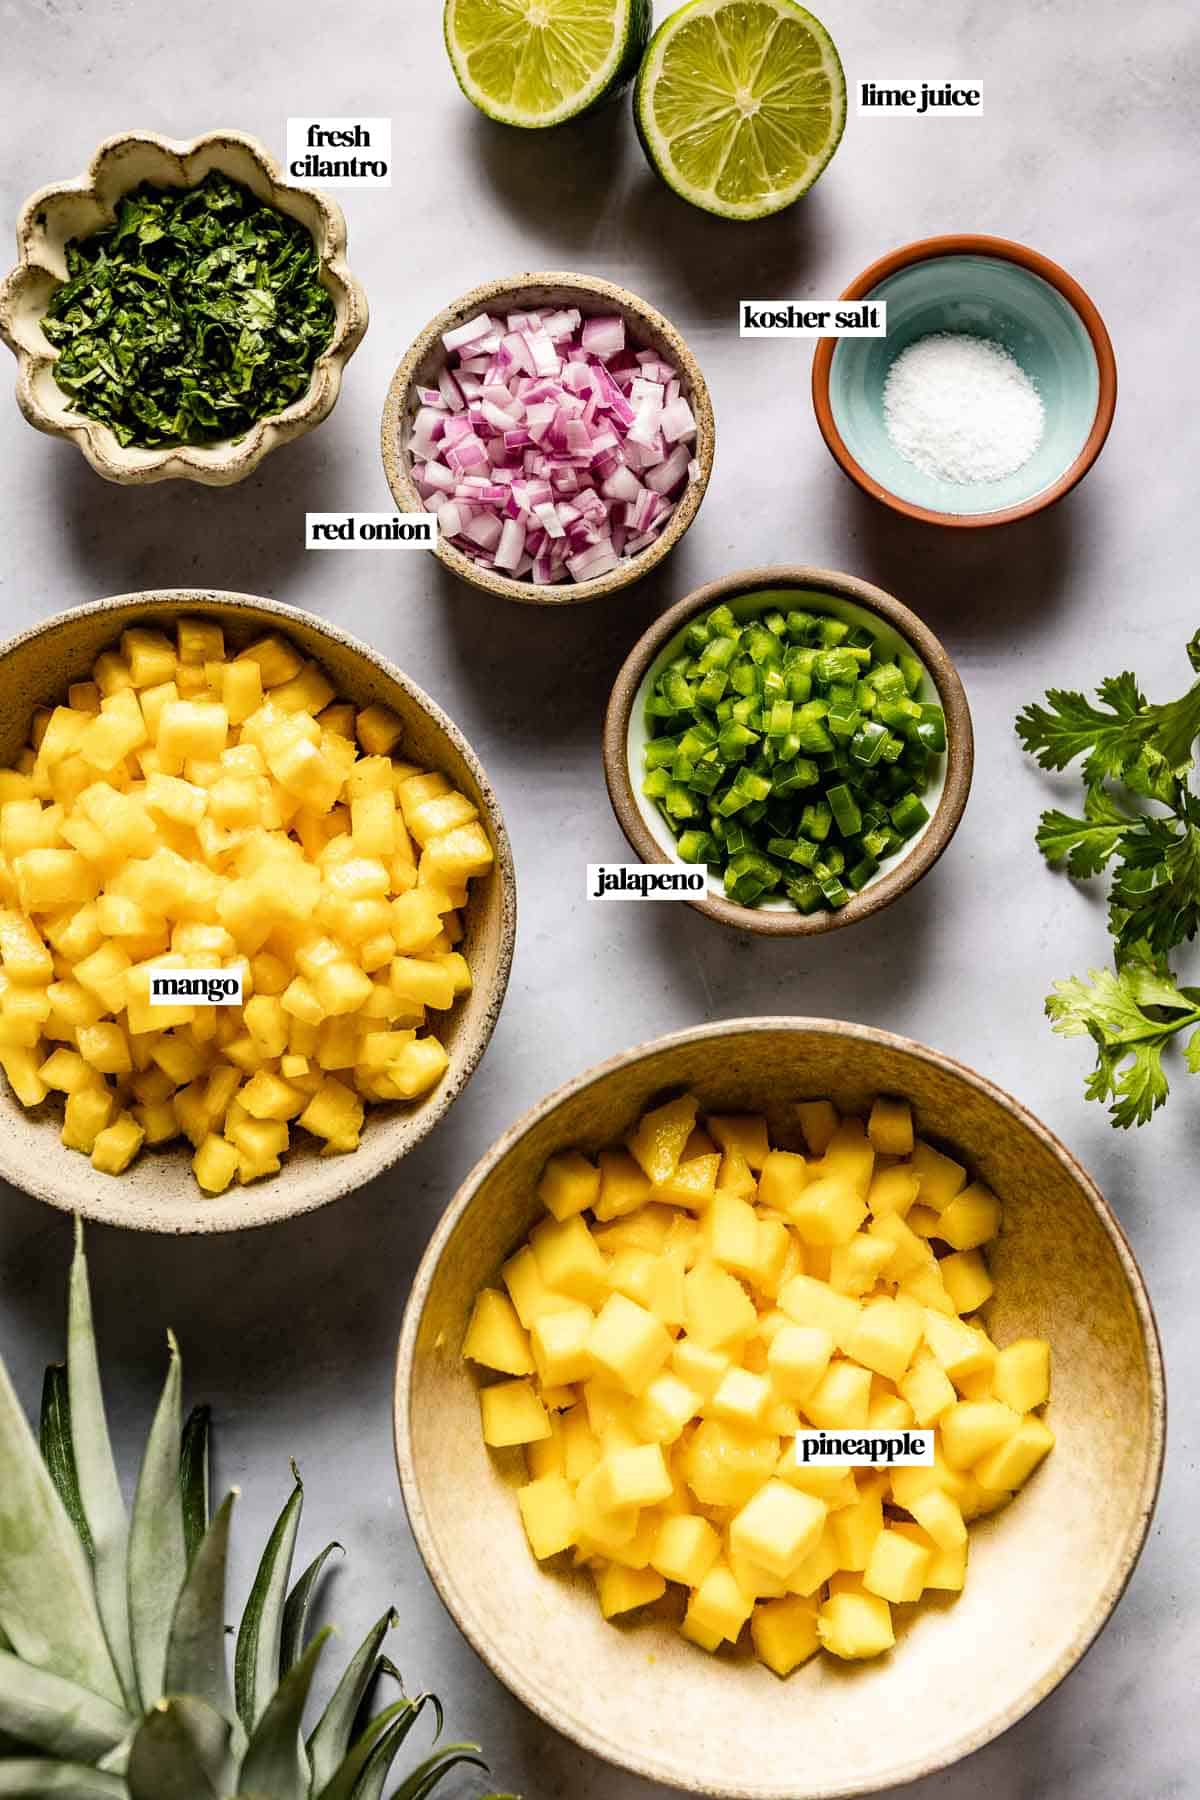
{"left": 882, "top": 332, "right": 1045, "bottom": 485}
{"left": 409, "top": 306, "right": 700, "bottom": 585}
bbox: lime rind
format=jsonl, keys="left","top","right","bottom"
{"left": 445, "top": 0, "right": 651, "bottom": 129}
{"left": 635, "top": 0, "right": 847, "bottom": 220}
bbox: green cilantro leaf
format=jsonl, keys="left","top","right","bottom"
{"left": 1045, "top": 964, "right": 1200, "bottom": 1128}
{"left": 1035, "top": 784, "right": 1135, "bottom": 877}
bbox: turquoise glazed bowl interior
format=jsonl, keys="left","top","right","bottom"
{"left": 828, "top": 253, "right": 1103, "bottom": 519}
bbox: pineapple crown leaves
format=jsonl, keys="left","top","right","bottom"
{"left": 0, "top": 1225, "right": 514, "bottom": 1800}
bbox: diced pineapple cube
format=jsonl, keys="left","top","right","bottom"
{"left": 588, "top": 1294, "right": 672, "bottom": 1396}
{"left": 177, "top": 619, "right": 225, "bottom": 667}
{"left": 684, "top": 1419, "right": 778, "bottom": 1509}
{"left": 863, "top": 1528, "right": 930, "bottom": 1603}
{"left": 683, "top": 1261, "right": 758, "bottom": 1350}
{"left": 829, "top": 1233, "right": 893, "bottom": 1296}
{"left": 908, "top": 1485, "right": 967, "bottom": 1550}
{"left": 750, "top": 1594, "right": 820, "bottom": 1676}
{"left": 909, "top": 1140, "right": 967, "bottom": 1211}
{"left": 671, "top": 1339, "right": 730, "bottom": 1400}
{"left": 530, "top": 1306, "right": 595, "bottom": 1387}
{"left": 463, "top": 1290, "right": 535, "bottom": 1376}
{"left": 937, "top": 1183, "right": 1002, "bottom": 1250}
{"left": 974, "top": 1415, "right": 1055, "bottom": 1491}
{"left": 767, "top": 1325, "right": 834, "bottom": 1403}
{"left": 595, "top": 1444, "right": 674, "bottom": 1512}
{"left": 922, "top": 1310, "right": 995, "bottom": 1384}
{"left": 892, "top": 1521, "right": 967, "bottom": 1591}
{"left": 0, "top": 910, "right": 54, "bottom": 984}
{"left": 786, "top": 1175, "right": 867, "bottom": 1247}
{"left": 756, "top": 1149, "right": 808, "bottom": 1214}
{"left": 777, "top": 1275, "right": 860, "bottom": 1350}
{"left": 388, "top": 956, "right": 455, "bottom": 1010}
{"left": 993, "top": 1338, "right": 1051, "bottom": 1414}
{"left": 192, "top": 1133, "right": 240, "bottom": 1194}
{"left": 480, "top": 1378, "right": 551, "bottom": 1448}
{"left": 845, "top": 1298, "right": 925, "bottom": 1383}
{"left": 867, "top": 1165, "right": 921, "bottom": 1218}
{"left": 898, "top": 1354, "right": 957, "bottom": 1426}
{"left": 804, "top": 1360, "right": 872, "bottom": 1431}
{"left": 91, "top": 1112, "right": 145, "bottom": 1175}
{"left": 867, "top": 1095, "right": 914, "bottom": 1155}
{"left": 687, "top": 1562, "right": 754, "bottom": 1644}
{"left": 536, "top": 1149, "right": 600, "bottom": 1223}
{"left": 61, "top": 1084, "right": 114, "bottom": 1153}
{"left": 356, "top": 704, "right": 405, "bottom": 754}
{"left": 626, "top": 1093, "right": 698, "bottom": 1185}
{"left": 517, "top": 1475, "right": 576, "bottom": 1560}
{"left": 940, "top": 1400, "right": 1023, "bottom": 1469}
{"left": 730, "top": 1479, "right": 826, "bottom": 1579}
{"left": 530, "top": 1215, "right": 609, "bottom": 1307}
{"left": 940, "top": 1249, "right": 995, "bottom": 1314}
{"left": 632, "top": 1372, "right": 701, "bottom": 1445}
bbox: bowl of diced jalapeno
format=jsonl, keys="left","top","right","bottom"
{"left": 603, "top": 566, "right": 974, "bottom": 934}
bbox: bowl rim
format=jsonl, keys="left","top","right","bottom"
{"left": 0, "top": 129, "right": 369, "bottom": 487}
{"left": 379, "top": 269, "right": 715, "bottom": 607}
{"left": 0, "top": 587, "right": 516, "bottom": 1233}
{"left": 810, "top": 234, "right": 1118, "bottom": 529}
{"left": 601, "top": 564, "right": 974, "bottom": 935}
{"left": 393, "top": 1015, "right": 1166, "bottom": 1800}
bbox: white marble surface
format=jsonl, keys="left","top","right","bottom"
{"left": 2, "top": 1, "right": 1199, "bottom": 1795}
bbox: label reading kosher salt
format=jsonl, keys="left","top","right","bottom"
{"left": 150, "top": 968, "right": 244, "bottom": 1006}
{"left": 588, "top": 863, "right": 707, "bottom": 901}
{"left": 306, "top": 513, "right": 438, "bottom": 549}
{"left": 740, "top": 301, "right": 886, "bottom": 339}
{"left": 286, "top": 118, "right": 392, "bottom": 186}
{"left": 857, "top": 80, "right": 983, "bottom": 116}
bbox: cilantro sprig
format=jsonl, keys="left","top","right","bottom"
{"left": 41, "top": 171, "right": 335, "bottom": 449}
{"left": 1017, "top": 632, "right": 1200, "bottom": 1126}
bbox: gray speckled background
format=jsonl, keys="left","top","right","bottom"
{"left": 2, "top": 2, "right": 1198, "bottom": 1796}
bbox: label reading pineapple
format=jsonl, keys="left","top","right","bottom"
{"left": 795, "top": 1429, "right": 934, "bottom": 1467}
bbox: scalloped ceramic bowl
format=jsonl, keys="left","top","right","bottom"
{"left": 0, "top": 131, "right": 368, "bottom": 485}
{"left": 380, "top": 271, "right": 715, "bottom": 606}
{"left": 394, "top": 1019, "right": 1165, "bottom": 1799}
{"left": 0, "top": 591, "right": 515, "bottom": 1233}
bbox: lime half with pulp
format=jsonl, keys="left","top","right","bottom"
{"left": 445, "top": 0, "right": 652, "bottom": 129}
{"left": 635, "top": 0, "right": 846, "bottom": 220}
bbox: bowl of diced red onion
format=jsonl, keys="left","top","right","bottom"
{"left": 381, "top": 272, "right": 715, "bottom": 604}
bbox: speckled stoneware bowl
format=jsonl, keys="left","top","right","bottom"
{"left": 603, "top": 566, "right": 973, "bottom": 936}
{"left": 0, "top": 591, "right": 515, "bottom": 1233}
{"left": 394, "top": 1018, "right": 1165, "bottom": 1800}
{"left": 0, "top": 130, "right": 368, "bottom": 485}
{"left": 380, "top": 271, "right": 715, "bottom": 606}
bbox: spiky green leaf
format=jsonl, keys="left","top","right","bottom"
{"left": 126, "top": 1695, "right": 234, "bottom": 1800}
{"left": 306, "top": 1607, "right": 397, "bottom": 1791}
{"left": 66, "top": 1225, "right": 137, "bottom": 1710}
{"left": 387, "top": 1744, "right": 489, "bottom": 1800}
{"left": 280, "top": 1540, "right": 341, "bottom": 1676}
{"left": 0, "top": 1763, "right": 126, "bottom": 1797}
{"left": 163, "top": 1490, "right": 237, "bottom": 1732}
{"left": 40, "top": 1365, "right": 92, "bottom": 1554}
{"left": 238, "top": 1626, "right": 330, "bottom": 1800}
{"left": 179, "top": 1406, "right": 211, "bottom": 1569}
{"left": 235, "top": 1469, "right": 303, "bottom": 1734}
{"left": 0, "top": 1348, "right": 122, "bottom": 1704}
{"left": 310, "top": 1699, "right": 418, "bottom": 1800}
{"left": 349, "top": 1695, "right": 435, "bottom": 1800}
{"left": 127, "top": 1332, "right": 186, "bottom": 1709}
{"left": 0, "top": 1649, "right": 128, "bottom": 1762}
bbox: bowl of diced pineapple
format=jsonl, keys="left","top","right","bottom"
{"left": 0, "top": 590, "right": 515, "bottom": 1232}
{"left": 394, "top": 1018, "right": 1163, "bottom": 1799}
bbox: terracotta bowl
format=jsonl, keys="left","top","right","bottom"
{"left": 602, "top": 566, "right": 973, "bottom": 935}
{"left": 380, "top": 271, "right": 715, "bottom": 606}
{"left": 394, "top": 1018, "right": 1164, "bottom": 1799}
{"left": 811, "top": 235, "right": 1116, "bottom": 528}
{"left": 0, "top": 130, "right": 368, "bottom": 486}
{"left": 0, "top": 591, "right": 515, "bottom": 1233}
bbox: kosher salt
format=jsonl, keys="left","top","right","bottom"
{"left": 882, "top": 332, "right": 1044, "bottom": 484}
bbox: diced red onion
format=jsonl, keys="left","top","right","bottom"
{"left": 410, "top": 303, "right": 699, "bottom": 584}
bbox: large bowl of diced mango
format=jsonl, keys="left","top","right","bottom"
{"left": 394, "top": 1018, "right": 1164, "bottom": 1800}
{"left": 0, "top": 590, "right": 515, "bottom": 1231}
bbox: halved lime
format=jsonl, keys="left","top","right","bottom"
{"left": 635, "top": 0, "right": 846, "bottom": 220}
{"left": 445, "top": 0, "right": 652, "bottom": 129}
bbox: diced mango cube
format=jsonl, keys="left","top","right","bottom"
{"left": 993, "top": 1338, "right": 1051, "bottom": 1414}
{"left": 588, "top": 1294, "right": 672, "bottom": 1396}
{"left": 480, "top": 1378, "right": 551, "bottom": 1448}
